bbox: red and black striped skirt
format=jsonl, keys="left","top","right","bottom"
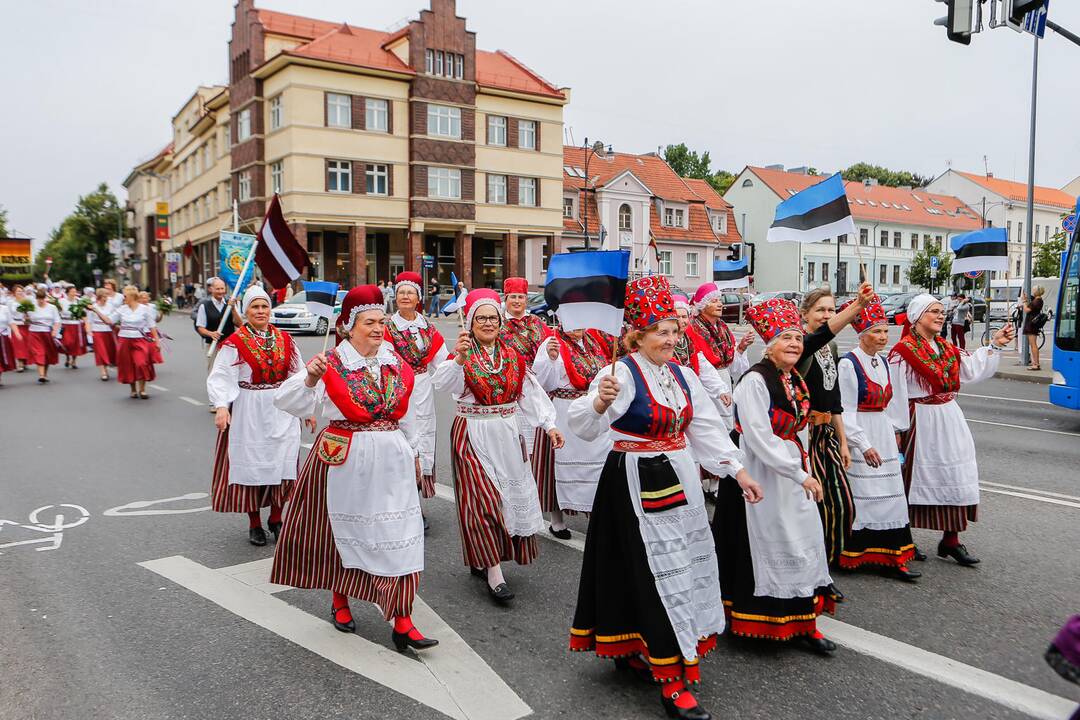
{"left": 530, "top": 427, "right": 559, "bottom": 513}
{"left": 92, "top": 330, "right": 117, "bottom": 367}
{"left": 270, "top": 434, "right": 418, "bottom": 620}
{"left": 27, "top": 331, "right": 59, "bottom": 367}
{"left": 210, "top": 426, "right": 293, "bottom": 513}
{"left": 60, "top": 324, "right": 87, "bottom": 356}
{"left": 450, "top": 416, "right": 538, "bottom": 569}
{"left": 116, "top": 337, "right": 155, "bottom": 384}
{"left": 901, "top": 410, "right": 979, "bottom": 532}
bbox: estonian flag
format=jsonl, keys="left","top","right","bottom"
{"left": 544, "top": 250, "right": 630, "bottom": 335}
{"left": 766, "top": 173, "right": 856, "bottom": 244}
{"left": 303, "top": 280, "right": 339, "bottom": 320}
{"left": 950, "top": 227, "right": 1008, "bottom": 275}
{"left": 713, "top": 257, "right": 749, "bottom": 289}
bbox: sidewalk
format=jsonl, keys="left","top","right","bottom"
{"left": 991, "top": 350, "right": 1053, "bottom": 384}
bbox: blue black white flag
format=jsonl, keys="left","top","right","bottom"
{"left": 441, "top": 272, "right": 466, "bottom": 315}
{"left": 950, "top": 227, "right": 1008, "bottom": 275}
{"left": 766, "top": 173, "right": 856, "bottom": 244}
{"left": 712, "top": 257, "right": 749, "bottom": 289}
{"left": 544, "top": 250, "right": 630, "bottom": 335}
{"left": 303, "top": 280, "right": 339, "bottom": 320}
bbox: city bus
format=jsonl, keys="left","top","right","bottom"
{"left": 1051, "top": 220, "right": 1079, "bottom": 410}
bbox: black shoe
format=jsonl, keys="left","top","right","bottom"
{"left": 488, "top": 583, "right": 515, "bottom": 604}
{"left": 423, "top": 512, "right": 431, "bottom": 534}
{"left": 248, "top": 527, "right": 267, "bottom": 546}
{"left": 894, "top": 565, "right": 922, "bottom": 581}
{"left": 826, "top": 582, "right": 845, "bottom": 603}
{"left": 469, "top": 566, "right": 487, "bottom": 580}
{"left": 661, "top": 694, "right": 711, "bottom": 719}
{"left": 38, "top": 377, "right": 49, "bottom": 384}
{"left": 801, "top": 635, "right": 837, "bottom": 655}
{"left": 937, "top": 541, "right": 980, "bottom": 566}
{"left": 549, "top": 525, "right": 572, "bottom": 540}
{"left": 268, "top": 521, "right": 282, "bottom": 541}
{"left": 392, "top": 629, "right": 439, "bottom": 652}
{"left": 331, "top": 606, "right": 355, "bottom": 633}
{"left": 912, "top": 546, "right": 928, "bottom": 562}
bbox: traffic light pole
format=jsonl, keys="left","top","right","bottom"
{"left": 1020, "top": 32, "right": 1039, "bottom": 367}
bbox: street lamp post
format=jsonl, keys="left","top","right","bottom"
{"left": 580, "top": 138, "right": 612, "bottom": 251}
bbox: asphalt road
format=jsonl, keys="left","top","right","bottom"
{"left": 1, "top": 314, "right": 1078, "bottom": 720}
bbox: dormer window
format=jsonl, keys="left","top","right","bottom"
{"left": 712, "top": 212, "right": 727, "bottom": 235}
{"left": 618, "top": 204, "right": 632, "bottom": 232}
{"left": 663, "top": 206, "right": 685, "bottom": 228}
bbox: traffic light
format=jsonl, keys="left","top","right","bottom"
{"left": 934, "top": 0, "right": 974, "bottom": 45}
{"left": 1009, "top": 0, "right": 1046, "bottom": 26}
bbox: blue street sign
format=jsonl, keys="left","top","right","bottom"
{"left": 1064, "top": 214, "right": 1077, "bottom": 235}
{"left": 965, "top": 270, "right": 984, "bottom": 280}
{"left": 422, "top": 254, "right": 435, "bottom": 269}
{"left": 930, "top": 255, "right": 940, "bottom": 270}
{"left": 1023, "top": 0, "right": 1049, "bottom": 38}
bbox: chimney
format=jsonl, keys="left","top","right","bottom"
{"left": 986, "top": 172, "right": 994, "bottom": 178}
{"left": 864, "top": 178, "right": 878, "bottom": 187}
{"left": 789, "top": 166, "right": 809, "bottom": 175}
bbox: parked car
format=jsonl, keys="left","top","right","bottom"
{"left": 270, "top": 289, "right": 347, "bottom": 334}
{"left": 527, "top": 291, "right": 553, "bottom": 319}
{"left": 882, "top": 292, "right": 919, "bottom": 324}
{"left": 750, "top": 291, "right": 803, "bottom": 307}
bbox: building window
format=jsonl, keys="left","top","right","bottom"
{"left": 425, "top": 49, "right": 434, "bottom": 74}
{"left": 365, "top": 99, "right": 388, "bottom": 132}
{"left": 518, "top": 177, "right": 537, "bottom": 207}
{"left": 822, "top": 236, "right": 831, "bottom": 243}
{"left": 618, "top": 204, "right": 632, "bottom": 232}
{"left": 658, "top": 251, "right": 672, "bottom": 276}
{"left": 1035, "top": 224, "right": 1041, "bottom": 244}
{"left": 326, "top": 93, "right": 351, "bottom": 128}
{"left": 327, "top": 160, "right": 351, "bottom": 193}
{"left": 1017, "top": 223, "right": 1023, "bottom": 243}
{"left": 269, "top": 95, "right": 282, "bottom": 130}
{"left": 427, "top": 104, "right": 461, "bottom": 139}
{"left": 893, "top": 231, "right": 901, "bottom": 248}
{"left": 893, "top": 265, "right": 901, "bottom": 285}
{"left": 487, "top": 116, "right": 506, "bottom": 146}
{"left": 822, "top": 262, "right": 830, "bottom": 283}
{"left": 807, "top": 261, "right": 816, "bottom": 284}
{"left": 879, "top": 264, "right": 887, "bottom": 284}
{"left": 911, "top": 233, "right": 919, "bottom": 249}
{"left": 428, "top": 167, "right": 461, "bottom": 200}
{"left": 1007, "top": 220, "right": 1012, "bottom": 241}
{"left": 487, "top": 174, "right": 506, "bottom": 204}
{"left": 935, "top": 235, "right": 943, "bottom": 247}
{"left": 713, "top": 213, "right": 727, "bottom": 234}
{"left": 838, "top": 233, "right": 848, "bottom": 244}
{"left": 562, "top": 196, "right": 574, "bottom": 219}
{"left": 663, "top": 207, "right": 685, "bottom": 227}
{"left": 237, "top": 109, "right": 251, "bottom": 141}
{"left": 1016, "top": 258, "right": 1022, "bottom": 275}
{"left": 686, "top": 252, "right": 699, "bottom": 277}
{"left": 194, "top": 198, "right": 202, "bottom": 224}
{"left": 859, "top": 228, "right": 869, "bottom": 245}
{"left": 366, "top": 164, "right": 388, "bottom": 195}
{"left": 270, "top": 161, "right": 283, "bottom": 195}
{"left": 238, "top": 171, "right": 251, "bottom": 201}
{"left": 742, "top": 178, "right": 753, "bottom": 188}
{"left": 518, "top": 120, "right": 536, "bottom": 149}
{"left": 880, "top": 230, "right": 888, "bottom": 247}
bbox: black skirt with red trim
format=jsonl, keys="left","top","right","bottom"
{"left": 569, "top": 452, "right": 717, "bottom": 685}
{"left": 839, "top": 526, "right": 915, "bottom": 570}
{"left": 712, "top": 476, "right": 834, "bottom": 641}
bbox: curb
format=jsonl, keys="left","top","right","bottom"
{"left": 994, "top": 368, "right": 1052, "bottom": 385}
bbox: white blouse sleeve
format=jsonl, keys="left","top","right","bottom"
{"left": 518, "top": 371, "right": 557, "bottom": 432}
{"left": 837, "top": 358, "right": 870, "bottom": 454}
{"left": 568, "top": 361, "right": 635, "bottom": 441}
{"left": 959, "top": 345, "right": 1000, "bottom": 385}
{"left": 399, "top": 397, "right": 420, "bottom": 456}
{"left": 732, "top": 372, "right": 811, "bottom": 486}
{"left": 531, "top": 340, "right": 565, "bottom": 392}
{"left": 695, "top": 354, "right": 728, "bottom": 399}
{"left": 274, "top": 370, "right": 322, "bottom": 419}
{"left": 729, "top": 350, "right": 750, "bottom": 382}
{"left": 431, "top": 357, "right": 465, "bottom": 396}
{"left": 684, "top": 369, "right": 744, "bottom": 476}
{"left": 885, "top": 356, "right": 911, "bottom": 433}
{"left": 206, "top": 345, "right": 241, "bottom": 409}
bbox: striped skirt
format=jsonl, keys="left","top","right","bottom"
{"left": 210, "top": 427, "right": 293, "bottom": 513}
{"left": 901, "top": 411, "right": 979, "bottom": 532}
{"left": 270, "top": 437, "right": 418, "bottom": 620}
{"left": 450, "top": 416, "right": 538, "bottom": 569}
{"left": 530, "top": 427, "right": 559, "bottom": 513}
{"left": 809, "top": 423, "right": 854, "bottom": 566}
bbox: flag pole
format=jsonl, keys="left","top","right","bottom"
{"left": 320, "top": 311, "right": 335, "bottom": 354}
{"left": 206, "top": 201, "right": 256, "bottom": 359}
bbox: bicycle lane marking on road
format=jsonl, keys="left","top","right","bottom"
{"left": 959, "top": 392, "right": 1050, "bottom": 405}
{"left": 967, "top": 418, "right": 1080, "bottom": 438}
{"left": 981, "top": 481, "right": 1080, "bottom": 502}
{"left": 139, "top": 555, "right": 531, "bottom": 720}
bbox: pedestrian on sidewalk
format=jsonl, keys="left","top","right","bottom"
{"left": 951, "top": 294, "right": 972, "bottom": 350}
{"left": 1021, "top": 286, "right": 1046, "bottom": 371}
{"left": 427, "top": 278, "right": 441, "bottom": 317}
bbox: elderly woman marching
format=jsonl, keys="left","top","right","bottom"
{"left": 568, "top": 277, "right": 762, "bottom": 720}
{"left": 671, "top": 294, "right": 733, "bottom": 413}
{"left": 712, "top": 297, "right": 839, "bottom": 656}
{"left": 89, "top": 285, "right": 159, "bottom": 398}
{"left": 501, "top": 276, "right": 553, "bottom": 462}
{"left": 25, "top": 288, "right": 61, "bottom": 384}
{"left": 59, "top": 285, "right": 88, "bottom": 369}
{"left": 835, "top": 297, "right": 920, "bottom": 581}
{"left": 208, "top": 286, "right": 305, "bottom": 547}
{"left": 888, "top": 294, "right": 1013, "bottom": 566}
{"left": 88, "top": 289, "right": 118, "bottom": 381}
{"left": 431, "top": 289, "right": 563, "bottom": 605}
{"left": 383, "top": 271, "right": 451, "bottom": 529}
{"left": 271, "top": 285, "right": 438, "bottom": 651}
{"left": 531, "top": 321, "right": 610, "bottom": 537}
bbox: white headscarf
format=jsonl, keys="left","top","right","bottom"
{"left": 241, "top": 285, "right": 271, "bottom": 314}
{"left": 905, "top": 294, "right": 941, "bottom": 327}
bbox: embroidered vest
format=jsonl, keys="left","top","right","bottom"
{"left": 844, "top": 352, "right": 893, "bottom": 412}
{"left": 223, "top": 325, "right": 294, "bottom": 385}
{"left": 463, "top": 339, "right": 527, "bottom": 406}
{"left": 322, "top": 349, "right": 414, "bottom": 423}
{"left": 610, "top": 355, "right": 693, "bottom": 441}
{"left": 384, "top": 317, "right": 446, "bottom": 372}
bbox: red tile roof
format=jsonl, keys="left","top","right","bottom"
{"left": 254, "top": 8, "right": 562, "bottom": 98}
{"left": 955, "top": 171, "right": 1075, "bottom": 210}
{"left": 683, "top": 178, "right": 732, "bottom": 210}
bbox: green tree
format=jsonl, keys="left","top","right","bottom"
{"left": 0, "top": 204, "right": 8, "bottom": 237}
{"left": 32, "top": 183, "right": 122, "bottom": 286}
{"left": 842, "top": 162, "right": 930, "bottom": 188}
{"left": 663, "top": 144, "right": 738, "bottom": 196}
{"left": 1034, "top": 235, "right": 1067, "bottom": 277}
{"left": 907, "top": 239, "right": 952, "bottom": 291}
{"left": 710, "top": 170, "right": 736, "bottom": 194}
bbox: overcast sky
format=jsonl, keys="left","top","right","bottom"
{"left": 2, "top": 0, "right": 1078, "bottom": 249}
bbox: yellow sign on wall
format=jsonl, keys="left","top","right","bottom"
{"left": 155, "top": 202, "right": 170, "bottom": 216}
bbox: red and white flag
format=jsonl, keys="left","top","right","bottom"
{"left": 255, "top": 194, "right": 308, "bottom": 288}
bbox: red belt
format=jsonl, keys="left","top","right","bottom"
{"left": 329, "top": 419, "right": 399, "bottom": 432}
{"left": 913, "top": 392, "right": 956, "bottom": 406}
{"left": 613, "top": 436, "right": 687, "bottom": 453}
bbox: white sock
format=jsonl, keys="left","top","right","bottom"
{"left": 487, "top": 563, "right": 506, "bottom": 590}
{"left": 549, "top": 510, "right": 566, "bottom": 531}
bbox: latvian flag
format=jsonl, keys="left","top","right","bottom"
{"left": 713, "top": 257, "right": 749, "bottom": 289}
{"left": 950, "top": 227, "right": 1008, "bottom": 275}
{"left": 544, "top": 250, "right": 630, "bottom": 335}
{"left": 303, "top": 281, "right": 339, "bottom": 320}
{"left": 766, "top": 173, "right": 856, "bottom": 244}
{"left": 255, "top": 194, "right": 309, "bottom": 289}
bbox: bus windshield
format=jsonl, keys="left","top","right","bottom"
{"left": 1056, "top": 233, "right": 1079, "bottom": 352}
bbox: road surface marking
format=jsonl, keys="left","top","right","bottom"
{"left": 139, "top": 555, "right": 531, "bottom": 720}
{"left": 982, "top": 481, "right": 1080, "bottom": 502}
{"left": 981, "top": 487, "right": 1080, "bottom": 510}
{"left": 103, "top": 492, "right": 211, "bottom": 516}
{"left": 149, "top": 384, "right": 169, "bottom": 392}
{"left": 178, "top": 396, "right": 205, "bottom": 407}
{"left": 817, "top": 616, "right": 1077, "bottom": 720}
{"left": 959, "top": 392, "right": 1050, "bottom": 405}
{"left": 967, "top": 418, "right": 1080, "bottom": 438}
{"left": 429, "top": 481, "right": 1074, "bottom": 718}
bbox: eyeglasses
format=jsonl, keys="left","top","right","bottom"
{"left": 473, "top": 316, "right": 501, "bottom": 325}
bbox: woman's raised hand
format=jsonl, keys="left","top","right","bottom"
{"left": 305, "top": 353, "right": 328, "bottom": 387}
{"left": 454, "top": 330, "right": 471, "bottom": 365}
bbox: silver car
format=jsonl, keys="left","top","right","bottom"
{"left": 270, "top": 289, "right": 346, "bottom": 335}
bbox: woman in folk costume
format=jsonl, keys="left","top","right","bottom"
{"left": 25, "top": 288, "right": 61, "bottom": 384}
{"left": 208, "top": 286, "right": 305, "bottom": 547}
{"left": 88, "top": 288, "right": 118, "bottom": 381}
{"left": 9, "top": 285, "right": 32, "bottom": 373}
{"left": 568, "top": 276, "right": 761, "bottom": 720}
{"left": 888, "top": 294, "right": 1013, "bottom": 566}
{"left": 500, "top": 276, "right": 553, "bottom": 459}
{"left": 671, "top": 295, "right": 730, "bottom": 413}
{"left": 88, "top": 285, "right": 160, "bottom": 399}
{"left": 383, "top": 271, "right": 451, "bottom": 525}
{"left": 431, "top": 288, "right": 563, "bottom": 605}
{"left": 271, "top": 285, "right": 438, "bottom": 652}
{"left": 835, "top": 296, "right": 920, "bottom": 581}
{"left": 531, "top": 322, "right": 610, "bottom": 536}
{"left": 58, "top": 285, "right": 88, "bottom": 369}
{"left": 713, "top": 297, "right": 839, "bottom": 656}
{"left": 0, "top": 299, "right": 23, "bottom": 386}
{"left": 139, "top": 291, "right": 165, "bottom": 366}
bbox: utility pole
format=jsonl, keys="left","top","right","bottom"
{"left": 1020, "top": 32, "right": 1039, "bottom": 366}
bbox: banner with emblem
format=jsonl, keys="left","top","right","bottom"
{"left": 219, "top": 231, "right": 257, "bottom": 292}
